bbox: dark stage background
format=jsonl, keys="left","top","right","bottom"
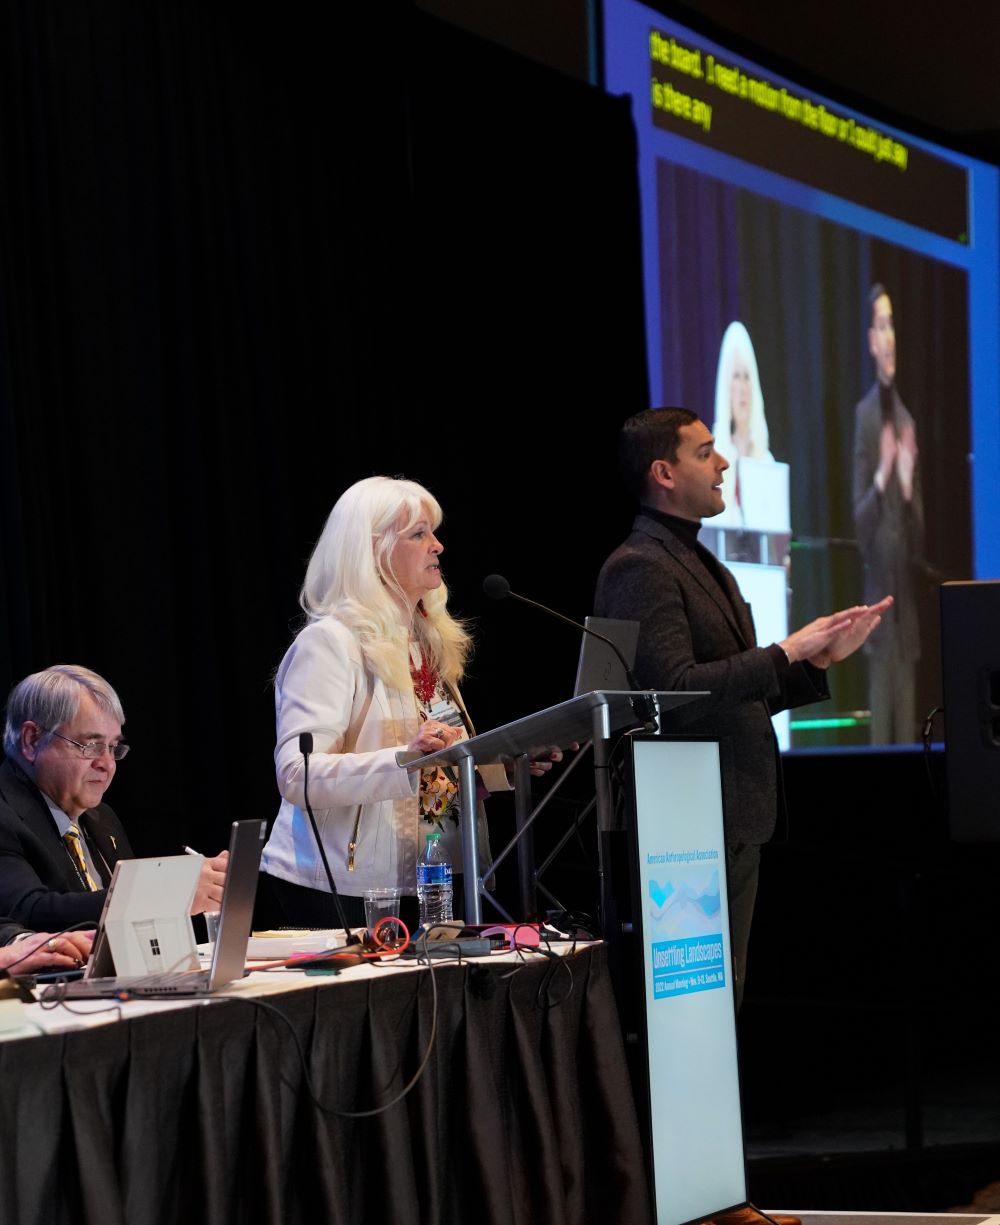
{"left": 0, "top": 1, "right": 647, "bottom": 876}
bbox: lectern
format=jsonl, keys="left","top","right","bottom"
{"left": 397, "top": 689, "right": 701, "bottom": 922}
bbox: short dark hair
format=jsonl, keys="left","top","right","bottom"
{"left": 868, "top": 282, "right": 889, "bottom": 324}
{"left": 619, "top": 407, "right": 699, "bottom": 499}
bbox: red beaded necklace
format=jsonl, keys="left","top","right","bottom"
{"left": 409, "top": 601, "right": 438, "bottom": 704}
{"left": 410, "top": 655, "right": 438, "bottom": 704}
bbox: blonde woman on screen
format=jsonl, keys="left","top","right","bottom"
{"left": 711, "top": 321, "right": 774, "bottom": 527}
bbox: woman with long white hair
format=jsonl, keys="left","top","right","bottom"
{"left": 712, "top": 321, "right": 774, "bottom": 526}
{"left": 258, "top": 476, "right": 515, "bottom": 928}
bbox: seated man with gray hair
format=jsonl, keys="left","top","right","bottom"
{"left": 0, "top": 664, "right": 227, "bottom": 931}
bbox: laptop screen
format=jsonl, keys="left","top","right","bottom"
{"left": 572, "top": 616, "right": 640, "bottom": 696}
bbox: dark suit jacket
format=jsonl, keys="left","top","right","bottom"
{"left": 594, "top": 512, "right": 828, "bottom": 845}
{"left": 852, "top": 381, "right": 924, "bottom": 661}
{"left": 0, "top": 758, "right": 133, "bottom": 930}
{"left": 0, "top": 918, "right": 30, "bottom": 945}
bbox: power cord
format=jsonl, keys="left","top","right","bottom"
{"left": 222, "top": 951, "right": 439, "bottom": 1119}
{"left": 922, "top": 705, "right": 944, "bottom": 806}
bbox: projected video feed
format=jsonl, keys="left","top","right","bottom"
{"left": 604, "top": 0, "right": 1000, "bottom": 749}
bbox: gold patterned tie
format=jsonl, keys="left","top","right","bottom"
{"left": 64, "top": 825, "right": 99, "bottom": 891}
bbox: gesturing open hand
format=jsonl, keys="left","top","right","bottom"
{"left": 807, "top": 596, "right": 893, "bottom": 668}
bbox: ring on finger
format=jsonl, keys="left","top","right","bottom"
{"left": 46, "top": 938, "right": 57, "bottom": 951}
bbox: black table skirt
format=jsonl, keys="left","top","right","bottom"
{"left": 0, "top": 945, "right": 652, "bottom": 1225}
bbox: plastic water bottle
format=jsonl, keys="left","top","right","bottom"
{"left": 416, "top": 831, "right": 453, "bottom": 926}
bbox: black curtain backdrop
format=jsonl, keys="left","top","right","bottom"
{"left": 655, "top": 159, "right": 970, "bottom": 733}
{"left": 0, "top": 2, "right": 648, "bottom": 881}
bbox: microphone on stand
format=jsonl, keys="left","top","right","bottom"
{"left": 482, "top": 574, "right": 657, "bottom": 731}
{"left": 299, "top": 732, "right": 360, "bottom": 947}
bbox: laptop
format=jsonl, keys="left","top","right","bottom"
{"left": 572, "top": 615, "right": 640, "bottom": 696}
{"left": 90, "top": 853, "right": 203, "bottom": 977}
{"left": 54, "top": 819, "right": 266, "bottom": 999}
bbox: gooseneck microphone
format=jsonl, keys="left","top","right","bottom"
{"left": 482, "top": 574, "right": 657, "bottom": 731}
{"left": 481, "top": 573, "right": 514, "bottom": 601}
{"left": 299, "top": 732, "right": 360, "bottom": 947}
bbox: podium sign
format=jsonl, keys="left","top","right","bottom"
{"left": 626, "top": 736, "right": 746, "bottom": 1225}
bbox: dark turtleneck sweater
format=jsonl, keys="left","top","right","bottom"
{"left": 638, "top": 504, "right": 792, "bottom": 681}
